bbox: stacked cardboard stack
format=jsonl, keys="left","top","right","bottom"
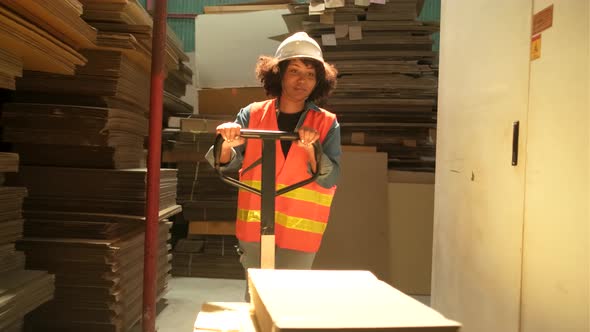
{"left": 177, "top": 87, "right": 270, "bottom": 225}
{"left": 0, "top": 3, "right": 88, "bottom": 76}
{"left": 0, "top": 1, "right": 191, "bottom": 329}
{"left": 172, "top": 235, "right": 242, "bottom": 279}
{"left": 79, "top": 0, "right": 188, "bottom": 73}
{"left": 285, "top": 0, "right": 439, "bottom": 171}
{"left": 174, "top": 130, "right": 238, "bottom": 223}
{"left": 177, "top": 161, "right": 239, "bottom": 203}
{"left": 164, "top": 116, "right": 237, "bottom": 223}
{"left": 165, "top": 116, "right": 243, "bottom": 279}
{"left": 2, "top": 0, "right": 97, "bottom": 49}
{"left": 18, "top": 222, "right": 171, "bottom": 331}
{"left": 164, "top": 61, "right": 194, "bottom": 126}
{"left": 166, "top": 88, "right": 274, "bottom": 279}
{"left": 0, "top": 0, "right": 193, "bottom": 330}
{"left": 17, "top": 49, "right": 150, "bottom": 110}
{"left": 78, "top": 0, "right": 195, "bottom": 127}
{"left": 0, "top": 0, "right": 95, "bottom": 89}
{"left": 19, "top": 222, "right": 171, "bottom": 331}
{"left": 10, "top": 167, "right": 179, "bottom": 216}
{"left": 0, "top": 49, "right": 22, "bottom": 90}
{"left": 1, "top": 96, "right": 148, "bottom": 169}
{"left": 0, "top": 153, "right": 54, "bottom": 331}
{"left": 5, "top": 167, "right": 178, "bottom": 331}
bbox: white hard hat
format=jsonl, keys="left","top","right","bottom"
{"left": 274, "top": 32, "right": 324, "bottom": 63}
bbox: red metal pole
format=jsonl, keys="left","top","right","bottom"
{"left": 143, "top": 0, "right": 167, "bottom": 331}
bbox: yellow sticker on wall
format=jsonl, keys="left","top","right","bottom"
{"left": 531, "top": 34, "right": 541, "bottom": 60}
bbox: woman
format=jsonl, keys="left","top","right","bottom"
{"left": 207, "top": 32, "right": 340, "bottom": 276}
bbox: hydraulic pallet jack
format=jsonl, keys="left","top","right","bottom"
{"left": 213, "top": 129, "right": 321, "bottom": 269}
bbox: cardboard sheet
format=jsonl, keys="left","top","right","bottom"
{"left": 247, "top": 269, "right": 461, "bottom": 331}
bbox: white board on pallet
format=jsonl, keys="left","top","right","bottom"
{"left": 247, "top": 269, "right": 461, "bottom": 331}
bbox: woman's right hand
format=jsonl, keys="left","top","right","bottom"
{"left": 216, "top": 122, "right": 246, "bottom": 148}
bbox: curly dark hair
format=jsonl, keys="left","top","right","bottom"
{"left": 255, "top": 56, "right": 338, "bottom": 105}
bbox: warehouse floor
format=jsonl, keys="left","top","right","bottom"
{"left": 129, "top": 277, "right": 245, "bottom": 332}
{"left": 130, "top": 276, "right": 431, "bottom": 332}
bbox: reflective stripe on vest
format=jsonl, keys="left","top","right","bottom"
{"left": 240, "top": 180, "right": 334, "bottom": 207}
{"left": 237, "top": 208, "right": 328, "bottom": 235}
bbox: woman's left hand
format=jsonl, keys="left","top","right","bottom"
{"left": 297, "top": 126, "right": 319, "bottom": 150}
{"left": 297, "top": 126, "right": 319, "bottom": 172}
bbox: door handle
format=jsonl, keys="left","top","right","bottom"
{"left": 512, "top": 121, "right": 519, "bottom": 166}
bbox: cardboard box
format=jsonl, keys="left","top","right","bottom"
{"left": 247, "top": 269, "right": 461, "bottom": 331}
{"left": 188, "top": 221, "right": 235, "bottom": 236}
{"left": 194, "top": 302, "right": 256, "bottom": 332}
{"left": 198, "top": 87, "right": 268, "bottom": 115}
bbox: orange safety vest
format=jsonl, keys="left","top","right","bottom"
{"left": 236, "top": 99, "right": 337, "bottom": 253}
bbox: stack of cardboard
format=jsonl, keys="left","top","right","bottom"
{"left": 18, "top": 222, "right": 172, "bottom": 331}
{"left": 175, "top": 87, "right": 268, "bottom": 224}
{"left": 166, "top": 87, "right": 273, "bottom": 279}
{"left": 0, "top": 48, "right": 22, "bottom": 90}
{"left": 165, "top": 61, "right": 193, "bottom": 98}
{"left": 1, "top": 0, "right": 97, "bottom": 50}
{"left": 165, "top": 117, "right": 243, "bottom": 279}
{"left": 1, "top": 99, "right": 148, "bottom": 169}
{"left": 163, "top": 90, "right": 194, "bottom": 129}
{"left": 284, "top": 0, "right": 439, "bottom": 171}
{"left": 79, "top": 0, "right": 189, "bottom": 73}
{"left": 163, "top": 116, "right": 237, "bottom": 223}
{"left": 164, "top": 61, "right": 194, "bottom": 120}
{"left": 11, "top": 49, "right": 151, "bottom": 170}
{"left": 0, "top": 0, "right": 190, "bottom": 94}
{"left": 0, "top": 0, "right": 192, "bottom": 97}
{"left": 173, "top": 129, "right": 239, "bottom": 223}
{"left": 16, "top": 49, "right": 150, "bottom": 113}
{"left": 9, "top": 167, "right": 179, "bottom": 216}
{"left": 78, "top": 0, "right": 195, "bottom": 126}
{"left": 5, "top": 167, "right": 179, "bottom": 331}
{"left": 177, "top": 161, "right": 239, "bottom": 203}
{"left": 0, "top": 0, "right": 190, "bottom": 330}
{"left": 0, "top": 270, "right": 55, "bottom": 332}
{"left": 0, "top": 4, "right": 87, "bottom": 75}
{"left": 0, "top": 153, "right": 55, "bottom": 331}
{"left": 172, "top": 235, "right": 242, "bottom": 279}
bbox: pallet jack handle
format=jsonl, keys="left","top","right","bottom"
{"left": 213, "top": 129, "right": 322, "bottom": 269}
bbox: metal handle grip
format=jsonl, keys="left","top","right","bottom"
{"left": 213, "top": 129, "right": 322, "bottom": 196}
